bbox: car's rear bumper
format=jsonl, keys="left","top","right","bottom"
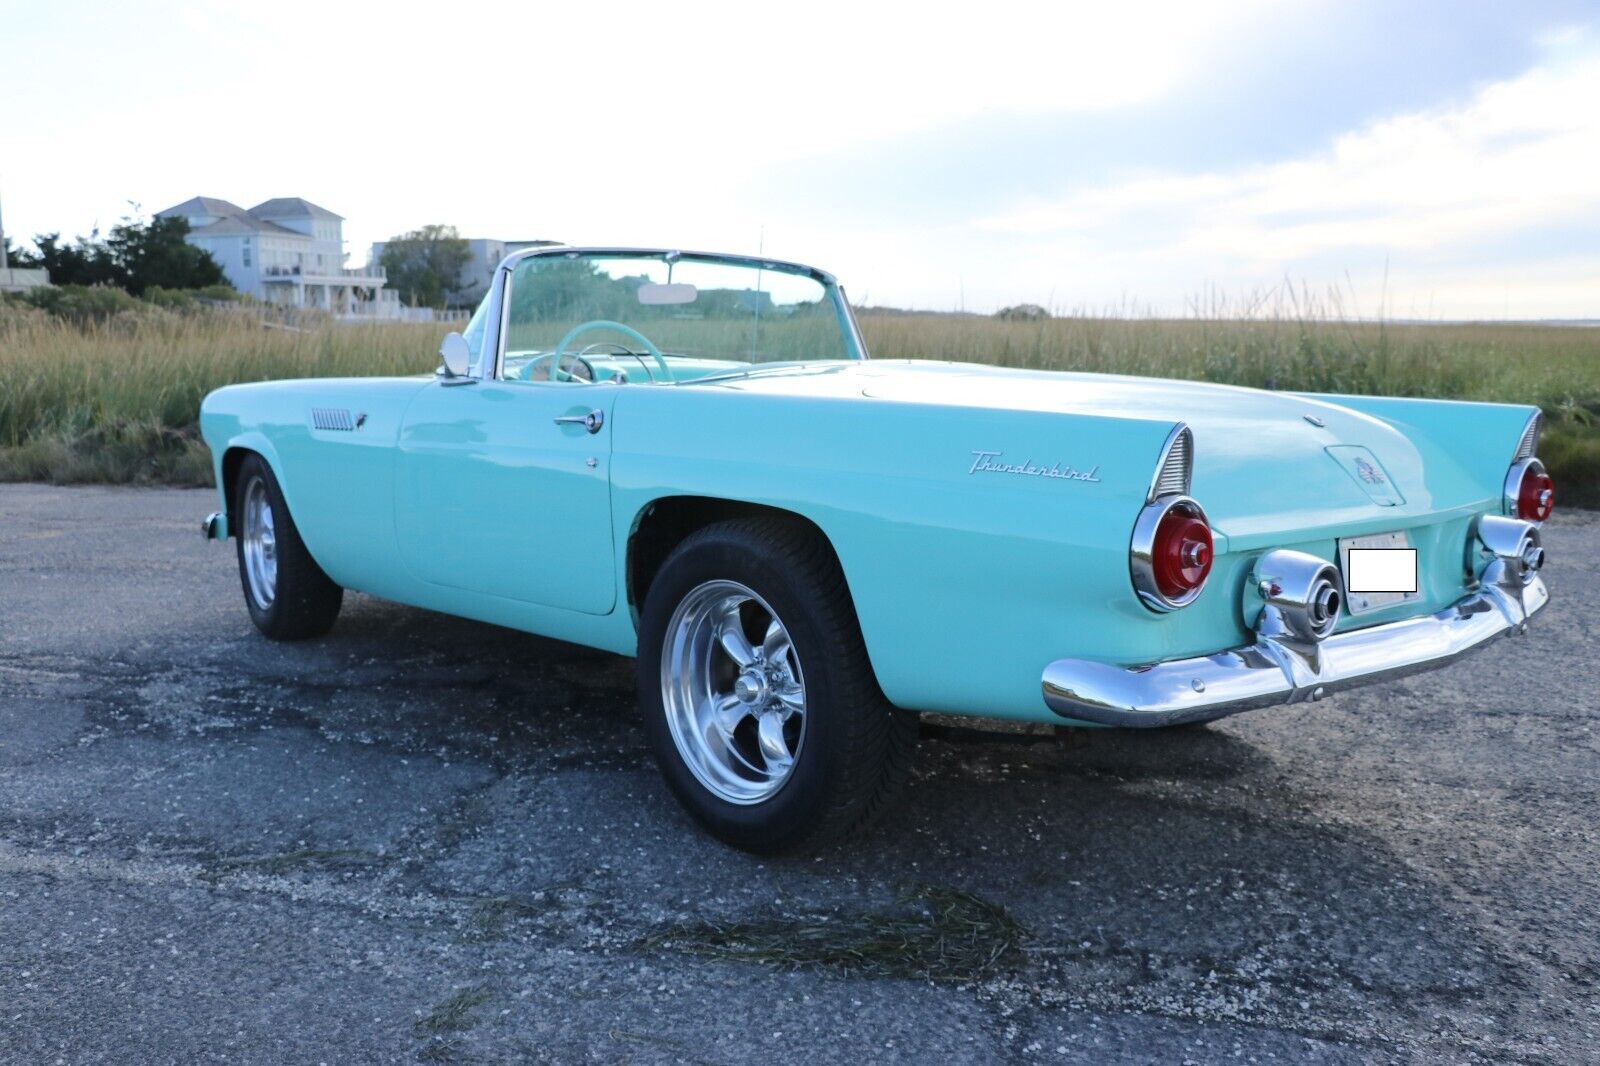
{"left": 1042, "top": 571, "right": 1549, "bottom": 728}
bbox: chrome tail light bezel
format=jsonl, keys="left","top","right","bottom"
{"left": 1132, "top": 422, "right": 1214, "bottom": 613}
{"left": 1503, "top": 456, "right": 1553, "bottom": 523}
{"left": 1131, "top": 494, "right": 1213, "bottom": 612}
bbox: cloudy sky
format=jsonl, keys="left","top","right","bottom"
{"left": 5, "top": 0, "right": 1598, "bottom": 317}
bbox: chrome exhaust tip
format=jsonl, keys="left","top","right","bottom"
{"left": 1253, "top": 549, "right": 1343, "bottom": 643}
{"left": 1477, "top": 515, "right": 1543, "bottom": 587}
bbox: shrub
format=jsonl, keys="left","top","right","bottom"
{"left": 141, "top": 286, "right": 197, "bottom": 311}
{"left": 22, "top": 283, "right": 146, "bottom": 323}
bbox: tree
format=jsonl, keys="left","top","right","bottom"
{"left": 995, "top": 303, "right": 1050, "bottom": 321}
{"left": 31, "top": 231, "right": 119, "bottom": 288}
{"left": 104, "top": 214, "right": 225, "bottom": 294}
{"left": 25, "top": 213, "right": 224, "bottom": 294}
{"left": 380, "top": 224, "right": 471, "bottom": 309}
{"left": 2, "top": 235, "right": 39, "bottom": 268}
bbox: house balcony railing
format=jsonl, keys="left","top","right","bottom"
{"left": 262, "top": 264, "right": 387, "bottom": 281}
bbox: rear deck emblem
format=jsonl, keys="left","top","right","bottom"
{"left": 1354, "top": 456, "right": 1386, "bottom": 484}
{"left": 1326, "top": 446, "right": 1404, "bottom": 506}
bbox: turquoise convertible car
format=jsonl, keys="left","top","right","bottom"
{"left": 201, "top": 247, "right": 1555, "bottom": 852}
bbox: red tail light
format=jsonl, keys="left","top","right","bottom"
{"left": 1132, "top": 496, "right": 1214, "bottom": 611}
{"left": 1517, "top": 464, "right": 1555, "bottom": 522}
{"left": 1153, "top": 505, "right": 1214, "bottom": 599}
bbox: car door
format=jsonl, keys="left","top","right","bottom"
{"left": 394, "top": 375, "right": 619, "bottom": 615}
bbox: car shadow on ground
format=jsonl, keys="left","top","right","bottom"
{"left": 141, "top": 594, "right": 1523, "bottom": 1047}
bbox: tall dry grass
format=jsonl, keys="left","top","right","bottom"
{"left": 2, "top": 300, "right": 1596, "bottom": 502}
{"left": 0, "top": 305, "right": 448, "bottom": 482}
{"left": 859, "top": 313, "right": 1600, "bottom": 407}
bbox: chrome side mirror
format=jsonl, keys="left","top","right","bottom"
{"left": 439, "top": 332, "right": 471, "bottom": 378}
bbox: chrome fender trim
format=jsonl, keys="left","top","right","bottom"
{"left": 1042, "top": 573, "right": 1549, "bottom": 728}
{"left": 203, "top": 512, "right": 228, "bottom": 541}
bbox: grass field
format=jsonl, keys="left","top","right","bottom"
{"left": 2, "top": 303, "right": 1596, "bottom": 504}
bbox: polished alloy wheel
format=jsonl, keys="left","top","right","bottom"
{"left": 241, "top": 475, "right": 278, "bottom": 611}
{"left": 661, "top": 580, "right": 807, "bottom": 804}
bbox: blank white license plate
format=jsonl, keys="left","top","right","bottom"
{"left": 1338, "top": 531, "right": 1419, "bottom": 615}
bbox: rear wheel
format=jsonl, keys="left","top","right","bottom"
{"left": 233, "top": 453, "right": 342, "bottom": 640}
{"left": 637, "top": 517, "right": 917, "bottom": 853}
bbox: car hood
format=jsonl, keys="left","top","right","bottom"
{"left": 709, "top": 360, "right": 1490, "bottom": 542}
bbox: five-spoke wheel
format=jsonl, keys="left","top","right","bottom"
{"left": 661, "top": 580, "right": 807, "bottom": 804}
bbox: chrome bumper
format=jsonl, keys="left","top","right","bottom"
{"left": 203, "top": 512, "right": 228, "bottom": 540}
{"left": 1042, "top": 572, "right": 1549, "bottom": 728}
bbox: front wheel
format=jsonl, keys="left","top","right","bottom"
{"left": 637, "top": 518, "right": 917, "bottom": 853}
{"left": 233, "top": 453, "right": 343, "bottom": 640}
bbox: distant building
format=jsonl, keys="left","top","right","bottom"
{"left": 0, "top": 194, "right": 51, "bottom": 294}
{"left": 156, "top": 196, "right": 396, "bottom": 316}
{"left": 0, "top": 267, "right": 51, "bottom": 295}
{"left": 368, "top": 237, "right": 559, "bottom": 309}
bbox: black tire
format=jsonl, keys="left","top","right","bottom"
{"left": 637, "top": 517, "right": 917, "bottom": 853}
{"left": 233, "top": 453, "right": 343, "bottom": 640}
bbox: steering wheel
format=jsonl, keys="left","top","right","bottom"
{"left": 549, "top": 320, "right": 673, "bottom": 383}
{"left": 578, "top": 340, "right": 659, "bottom": 383}
{"left": 520, "top": 351, "right": 597, "bottom": 383}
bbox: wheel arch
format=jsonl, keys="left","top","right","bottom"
{"left": 216, "top": 435, "right": 295, "bottom": 537}
{"left": 217, "top": 435, "right": 289, "bottom": 524}
{"left": 626, "top": 496, "right": 841, "bottom": 617}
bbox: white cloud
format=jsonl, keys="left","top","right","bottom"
{"left": 980, "top": 33, "right": 1600, "bottom": 264}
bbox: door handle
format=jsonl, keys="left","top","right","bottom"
{"left": 554, "top": 408, "right": 605, "bottom": 434}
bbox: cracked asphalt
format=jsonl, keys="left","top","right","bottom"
{"left": 0, "top": 483, "right": 1596, "bottom": 1064}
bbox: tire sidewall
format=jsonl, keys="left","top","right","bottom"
{"left": 638, "top": 528, "right": 853, "bottom": 850}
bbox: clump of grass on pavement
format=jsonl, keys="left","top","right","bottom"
{"left": 641, "top": 886, "right": 1027, "bottom": 982}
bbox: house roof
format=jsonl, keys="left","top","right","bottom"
{"left": 249, "top": 197, "right": 343, "bottom": 222}
{"left": 190, "top": 215, "right": 308, "bottom": 238}
{"left": 156, "top": 195, "right": 339, "bottom": 238}
{"left": 158, "top": 196, "right": 249, "bottom": 220}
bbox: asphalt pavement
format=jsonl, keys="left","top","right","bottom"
{"left": 0, "top": 483, "right": 1595, "bottom": 1064}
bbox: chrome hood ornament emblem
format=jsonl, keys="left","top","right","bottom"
{"left": 970, "top": 450, "right": 1100, "bottom": 483}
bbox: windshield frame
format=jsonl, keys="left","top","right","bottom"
{"left": 483, "top": 246, "right": 868, "bottom": 382}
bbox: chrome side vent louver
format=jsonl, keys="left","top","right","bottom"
{"left": 311, "top": 407, "right": 356, "bottom": 432}
{"left": 1147, "top": 423, "right": 1193, "bottom": 502}
{"left": 1513, "top": 410, "right": 1542, "bottom": 461}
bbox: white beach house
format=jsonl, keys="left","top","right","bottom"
{"left": 156, "top": 196, "right": 397, "bottom": 316}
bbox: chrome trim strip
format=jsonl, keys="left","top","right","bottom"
{"left": 494, "top": 245, "right": 838, "bottom": 285}
{"left": 1146, "top": 422, "right": 1193, "bottom": 503}
{"left": 1512, "top": 410, "right": 1542, "bottom": 462}
{"left": 1048, "top": 517, "right": 1548, "bottom": 727}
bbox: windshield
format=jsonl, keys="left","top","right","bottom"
{"left": 498, "top": 252, "right": 860, "bottom": 382}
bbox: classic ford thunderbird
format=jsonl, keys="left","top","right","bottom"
{"left": 200, "top": 247, "right": 1555, "bottom": 851}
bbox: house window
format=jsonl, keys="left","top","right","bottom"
{"left": 242, "top": 238, "right": 252, "bottom": 268}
